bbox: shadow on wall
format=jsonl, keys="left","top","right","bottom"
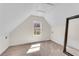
{"left": 9, "top": 15, "right": 51, "bottom": 46}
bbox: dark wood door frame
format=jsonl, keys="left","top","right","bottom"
{"left": 63, "top": 15, "right": 79, "bottom": 56}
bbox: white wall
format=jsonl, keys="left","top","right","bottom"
{"left": 0, "top": 3, "right": 35, "bottom": 55}
{"left": 0, "top": 4, "right": 10, "bottom": 54}
{"left": 0, "top": 3, "right": 54, "bottom": 45}
{"left": 50, "top": 3, "right": 79, "bottom": 48}
{"left": 1, "top": 3, "right": 79, "bottom": 54}
{"left": 0, "top": 33, "right": 9, "bottom": 54}
{"left": 10, "top": 15, "right": 51, "bottom": 46}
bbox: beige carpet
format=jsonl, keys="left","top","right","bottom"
{"left": 1, "top": 40, "right": 66, "bottom": 56}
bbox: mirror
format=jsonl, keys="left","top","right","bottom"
{"left": 67, "top": 18, "right": 79, "bottom": 56}
{"left": 63, "top": 15, "right": 79, "bottom": 56}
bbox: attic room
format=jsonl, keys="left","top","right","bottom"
{"left": 0, "top": 3, "right": 79, "bottom": 56}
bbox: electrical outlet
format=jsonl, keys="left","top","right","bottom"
{"left": 5, "top": 36, "right": 7, "bottom": 39}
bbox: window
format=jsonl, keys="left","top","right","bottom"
{"left": 33, "top": 21, "right": 41, "bottom": 35}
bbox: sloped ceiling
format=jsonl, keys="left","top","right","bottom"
{"left": 0, "top": 3, "right": 55, "bottom": 34}
{"left": 0, "top": 3, "right": 34, "bottom": 33}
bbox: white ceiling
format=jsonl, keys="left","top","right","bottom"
{"left": 0, "top": 3, "right": 72, "bottom": 34}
